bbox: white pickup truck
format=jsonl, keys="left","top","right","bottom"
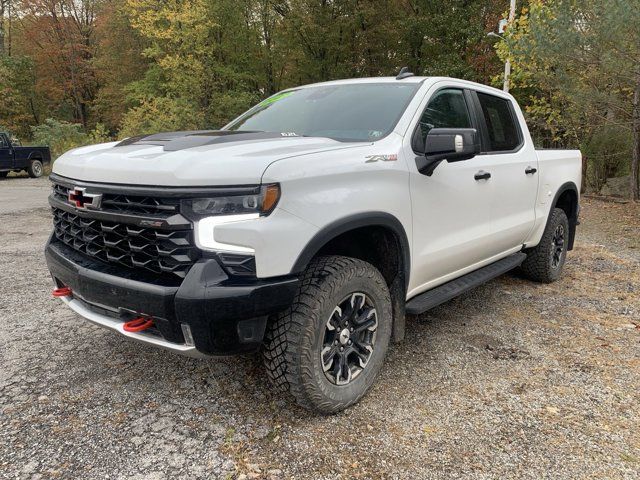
{"left": 46, "top": 72, "right": 581, "bottom": 413}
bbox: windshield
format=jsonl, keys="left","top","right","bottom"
{"left": 225, "top": 83, "right": 420, "bottom": 142}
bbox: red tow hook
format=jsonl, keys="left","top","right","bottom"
{"left": 123, "top": 317, "right": 154, "bottom": 333}
{"left": 52, "top": 286, "right": 72, "bottom": 297}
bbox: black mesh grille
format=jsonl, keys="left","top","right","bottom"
{"left": 52, "top": 207, "right": 199, "bottom": 278}
{"left": 53, "top": 183, "right": 180, "bottom": 217}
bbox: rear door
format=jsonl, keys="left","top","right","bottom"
{"left": 470, "top": 91, "right": 538, "bottom": 254}
{"left": 0, "top": 134, "right": 13, "bottom": 170}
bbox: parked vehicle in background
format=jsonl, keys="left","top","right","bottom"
{"left": 0, "top": 132, "right": 52, "bottom": 178}
{"left": 45, "top": 72, "right": 582, "bottom": 413}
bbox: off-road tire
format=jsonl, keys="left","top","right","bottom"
{"left": 521, "top": 208, "right": 569, "bottom": 283}
{"left": 27, "top": 159, "right": 43, "bottom": 178}
{"left": 262, "top": 255, "right": 392, "bottom": 414}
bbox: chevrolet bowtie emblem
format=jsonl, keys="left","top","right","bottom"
{"left": 68, "top": 187, "right": 103, "bottom": 209}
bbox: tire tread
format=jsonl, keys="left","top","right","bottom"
{"left": 262, "top": 255, "right": 390, "bottom": 413}
{"left": 520, "top": 208, "right": 569, "bottom": 283}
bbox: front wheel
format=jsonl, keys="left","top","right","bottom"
{"left": 262, "top": 256, "right": 392, "bottom": 414}
{"left": 27, "top": 159, "right": 43, "bottom": 178}
{"left": 520, "top": 208, "right": 570, "bottom": 283}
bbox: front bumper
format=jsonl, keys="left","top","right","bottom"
{"left": 45, "top": 237, "right": 299, "bottom": 356}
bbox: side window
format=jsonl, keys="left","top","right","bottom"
{"left": 476, "top": 92, "right": 520, "bottom": 151}
{"left": 418, "top": 88, "right": 471, "bottom": 140}
{"left": 0, "top": 136, "right": 6, "bottom": 148}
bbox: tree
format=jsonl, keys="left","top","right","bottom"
{"left": 502, "top": 0, "right": 640, "bottom": 200}
{"left": 92, "top": 0, "right": 147, "bottom": 132}
{"left": 0, "top": 0, "right": 14, "bottom": 55}
{"left": 398, "top": 0, "right": 504, "bottom": 83}
{"left": 119, "top": 97, "right": 204, "bottom": 137}
{"left": 124, "top": 0, "right": 264, "bottom": 128}
{"left": 4, "top": 0, "right": 509, "bottom": 141}
{"left": 16, "top": 0, "right": 103, "bottom": 128}
{"left": 30, "top": 117, "right": 109, "bottom": 158}
{"left": 0, "top": 54, "right": 39, "bottom": 137}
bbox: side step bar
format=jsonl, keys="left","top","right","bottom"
{"left": 406, "top": 252, "right": 527, "bottom": 315}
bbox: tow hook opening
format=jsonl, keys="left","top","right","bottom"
{"left": 123, "top": 317, "right": 155, "bottom": 333}
{"left": 52, "top": 286, "right": 73, "bottom": 297}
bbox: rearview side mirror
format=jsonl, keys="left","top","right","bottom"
{"left": 414, "top": 128, "right": 481, "bottom": 176}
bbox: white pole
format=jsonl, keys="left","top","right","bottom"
{"left": 503, "top": 0, "right": 516, "bottom": 92}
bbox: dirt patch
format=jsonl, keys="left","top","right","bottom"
{"left": 579, "top": 197, "right": 640, "bottom": 259}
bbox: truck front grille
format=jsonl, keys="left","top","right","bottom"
{"left": 53, "top": 183, "right": 180, "bottom": 217}
{"left": 52, "top": 207, "right": 199, "bottom": 278}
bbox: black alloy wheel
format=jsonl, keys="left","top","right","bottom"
{"left": 321, "top": 292, "right": 378, "bottom": 386}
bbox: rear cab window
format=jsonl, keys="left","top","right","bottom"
{"left": 476, "top": 92, "right": 522, "bottom": 152}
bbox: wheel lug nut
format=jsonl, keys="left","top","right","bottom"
{"left": 348, "top": 340, "right": 352, "bottom": 345}
{"left": 340, "top": 347, "right": 344, "bottom": 352}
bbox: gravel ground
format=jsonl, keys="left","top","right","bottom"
{"left": 1, "top": 177, "right": 639, "bottom": 479}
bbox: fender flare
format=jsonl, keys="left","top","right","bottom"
{"left": 291, "top": 211, "right": 411, "bottom": 289}
{"left": 549, "top": 181, "right": 579, "bottom": 250}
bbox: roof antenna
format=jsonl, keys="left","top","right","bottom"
{"left": 396, "top": 67, "right": 414, "bottom": 80}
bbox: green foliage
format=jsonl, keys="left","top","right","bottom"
{"left": 501, "top": 0, "right": 640, "bottom": 196}
{"left": 7, "top": 0, "right": 639, "bottom": 198}
{"left": 124, "top": 0, "right": 263, "bottom": 128}
{"left": 583, "top": 126, "right": 633, "bottom": 191}
{"left": 89, "top": 123, "right": 111, "bottom": 144}
{"left": 30, "top": 118, "right": 111, "bottom": 160}
{"left": 92, "top": 0, "right": 150, "bottom": 132}
{"left": 122, "top": 0, "right": 502, "bottom": 129}
{"left": 0, "top": 55, "right": 38, "bottom": 138}
{"left": 119, "top": 97, "right": 205, "bottom": 137}
{"left": 4, "top": 0, "right": 504, "bottom": 142}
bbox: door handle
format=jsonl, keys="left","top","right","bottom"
{"left": 525, "top": 166, "right": 537, "bottom": 175}
{"left": 474, "top": 170, "right": 491, "bottom": 181}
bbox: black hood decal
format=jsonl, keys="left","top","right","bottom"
{"left": 115, "top": 130, "right": 289, "bottom": 151}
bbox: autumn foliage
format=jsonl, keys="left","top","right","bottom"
{"left": 0, "top": 0, "right": 638, "bottom": 198}
{"left": 0, "top": 0, "right": 504, "bottom": 137}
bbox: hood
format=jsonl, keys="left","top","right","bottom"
{"left": 52, "top": 131, "right": 366, "bottom": 186}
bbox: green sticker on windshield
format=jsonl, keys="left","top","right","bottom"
{"left": 258, "top": 91, "right": 294, "bottom": 107}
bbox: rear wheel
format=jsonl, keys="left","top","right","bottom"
{"left": 262, "top": 255, "right": 392, "bottom": 413}
{"left": 521, "top": 208, "right": 570, "bottom": 283}
{"left": 27, "top": 159, "right": 43, "bottom": 178}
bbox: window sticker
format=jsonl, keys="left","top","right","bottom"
{"left": 258, "top": 91, "right": 295, "bottom": 108}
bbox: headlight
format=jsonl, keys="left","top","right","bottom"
{"left": 182, "top": 184, "right": 280, "bottom": 219}
{"left": 187, "top": 184, "right": 280, "bottom": 253}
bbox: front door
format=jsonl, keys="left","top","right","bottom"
{"left": 406, "top": 87, "right": 496, "bottom": 297}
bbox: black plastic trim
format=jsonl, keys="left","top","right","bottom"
{"left": 291, "top": 212, "right": 410, "bottom": 288}
{"left": 406, "top": 252, "right": 527, "bottom": 314}
{"left": 46, "top": 239, "right": 180, "bottom": 317}
{"left": 549, "top": 181, "right": 580, "bottom": 250}
{"left": 49, "top": 194, "right": 192, "bottom": 230}
{"left": 50, "top": 173, "right": 261, "bottom": 198}
{"left": 45, "top": 237, "right": 299, "bottom": 355}
{"left": 175, "top": 261, "right": 299, "bottom": 355}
